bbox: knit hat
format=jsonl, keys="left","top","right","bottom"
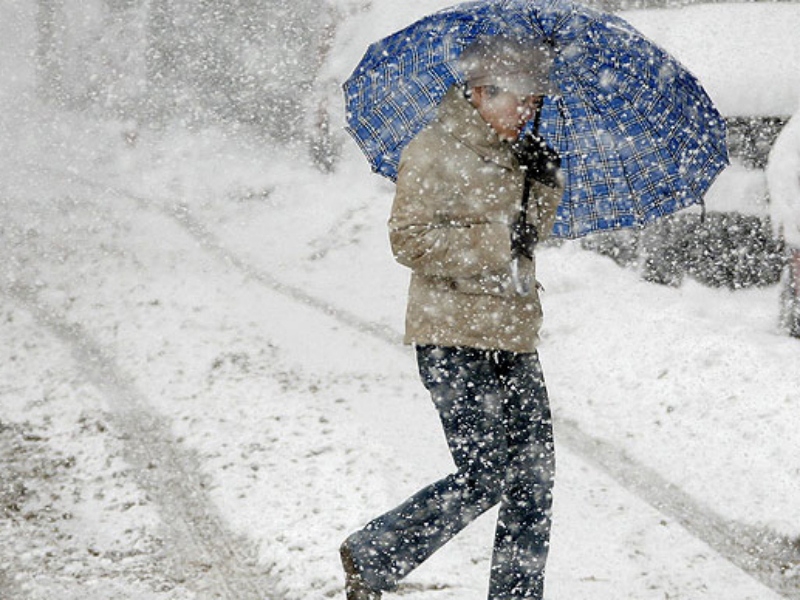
{"left": 458, "top": 36, "right": 558, "bottom": 96}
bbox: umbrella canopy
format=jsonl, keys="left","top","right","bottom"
{"left": 342, "top": 0, "right": 729, "bottom": 239}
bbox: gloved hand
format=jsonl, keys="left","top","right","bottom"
{"left": 512, "top": 133, "right": 561, "bottom": 188}
{"left": 510, "top": 219, "right": 538, "bottom": 260}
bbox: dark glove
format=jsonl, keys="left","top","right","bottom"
{"left": 510, "top": 219, "right": 538, "bottom": 260}
{"left": 512, "top": 133, "right": 561, "bottom": 189}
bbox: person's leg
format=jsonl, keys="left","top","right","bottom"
{"left": 779, "top": 247, "right": 800, "bottom": 338}
{"left": 342, "top": 345, "right": 508, "bottom": 592}
{"left": 487, "top": 351, "right": 555, "bottom": 600}
{"left": 789, "top": 248, "right": 800, "bottom": 337}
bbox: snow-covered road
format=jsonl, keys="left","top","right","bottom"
{"left": 2, "top": 121, "right": 799, "bottom": 599}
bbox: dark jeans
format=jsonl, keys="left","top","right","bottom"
{"left": 344, "top": 345, "right": 555, "bottom": 599}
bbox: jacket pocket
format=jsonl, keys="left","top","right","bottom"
{"left": 436, "top": 272, "right": 513, "bottom": 297}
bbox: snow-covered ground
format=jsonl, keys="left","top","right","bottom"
{"left": 2, "top": 3, "right": 800, "bottom": 600}
{"left": 2, "top": 99, "right": 799, "bottom": 598}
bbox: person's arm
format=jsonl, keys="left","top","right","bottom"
{"left": 388, "top": 138, "right": 512, "bottom": 279}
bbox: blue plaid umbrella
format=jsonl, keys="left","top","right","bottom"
{"left": 343, "top": 0, "right": 729, "bottom": 239}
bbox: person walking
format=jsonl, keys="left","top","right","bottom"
{"left": 339, "top": 37, "right": 563, "bottom": 600}
{"left": 766, "top": 105, "right": 800, "bottom": 337}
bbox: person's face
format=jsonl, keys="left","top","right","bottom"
{"left": 471, "top": 85, "right": 543, "bottom": 141}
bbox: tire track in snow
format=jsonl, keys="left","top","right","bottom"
{"left": 24, "top": 164, "right": 800, "bottom": 598}
{"left": 32, "top": 163, "right": 401, "bottom": 347}
{"left": 1, "top": 279, "right": 283, "bottom": 600}
{"left": 556, "top": 416, "right": 800, "bottom": 596}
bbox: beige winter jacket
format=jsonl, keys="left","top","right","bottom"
{"left": 389, "top": 86, "right": 562, "bottom": 354}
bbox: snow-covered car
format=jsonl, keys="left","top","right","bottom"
{"left": 582, "top": 2, "right": 800, "bottom": 290}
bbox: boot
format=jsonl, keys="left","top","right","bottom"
{"left": 340, "top": 542, "right": 382, "bottom": 600}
